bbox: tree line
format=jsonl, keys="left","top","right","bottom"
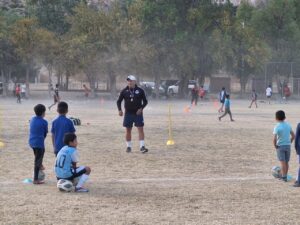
{"left": 1, "top": 0, "right": 300, "bottom": 97}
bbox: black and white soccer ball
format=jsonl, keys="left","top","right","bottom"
{"left": 57, "top": 179, "right": 74, "bottom": 192}
{"left": 271, "top": 166, "right": 281, "bottom": 178}
{"left": 69, "top": 117, "right": 81, "bottom": 126}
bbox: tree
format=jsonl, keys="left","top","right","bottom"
{"left": 10, "top": 18, "right": 40, "bottom": 95}
{"left": 213, "top": 1, "right": 270, "bottom": 93}
{"left": 26, "top": 0, "right": 83, "bottom": 35}
{"left": 252, "top": 0, "right": 300, "bottom": 62}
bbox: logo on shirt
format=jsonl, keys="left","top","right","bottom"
{"left": 135, "top": 90, "right": 139, "bottom": 94}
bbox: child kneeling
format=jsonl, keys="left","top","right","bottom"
{"left": 55, "top": 133, "right": 91, "bottom": 192}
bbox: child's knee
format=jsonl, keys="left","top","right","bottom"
{"left": 85, "top": 166, "right": 91, "bottom": 174}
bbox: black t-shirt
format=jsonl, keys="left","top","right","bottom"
{"left": 117, "top": 85, "right": 148, "bottom": 114}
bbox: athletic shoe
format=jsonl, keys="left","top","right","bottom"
{"left": 280, "top": 176, "right": 287, "bottom": 182}
{"left": 33, "top": 180, "right": 45, "bottom": 185}
{"left": 126, "top": 147, "right": 131, "bottom": 153}
{"left": 75, "top": 187, "right": 89, "bottom": 192}
{"left": 293, "top": 182, "right": 300, "bottom": 187}
{"left": 140, "top": 146, "right": 148, "bottom": 153}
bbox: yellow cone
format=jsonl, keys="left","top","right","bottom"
{"left": 166, "top": 139, "right": 175, "bottom": 146}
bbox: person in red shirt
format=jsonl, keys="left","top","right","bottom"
{"left": 283, "top": 84, "right": 291, "bottom": 103}
{"left": 15, "top": 84, "right": 21, "bottom": 103}
{"left": 199, "top": 85, "right": 205, "bottom": 100}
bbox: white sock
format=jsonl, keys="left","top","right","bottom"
{"left": 139, "top": 140, "right": 145, "bottom": 148}
{"left": 76, "top": 174, "right": 89, "bottom": 188}
{"left": 126, "top": 141, "right": 132, "bottom": 148}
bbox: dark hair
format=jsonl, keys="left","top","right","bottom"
{"left": 34, "top": 104, "right": 46, "bottom": 116}
{"left": 222, "top": 87, "right": 225, "bottom": 90}
{"left": 64, "top": 133, "right": 77, "bottom": 145}
{"left": 57, "top": 101, "right": 68, "bottom": 114}
{"left": 276, "top": 110, "right": 286, "bottom": 121}
{"left": 55, "top": 84, "right": 59, "bottom": 88}
{"left": 226, "top": 94, "right": 230, "bottom": 98}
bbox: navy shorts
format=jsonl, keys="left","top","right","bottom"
{"left": 123, "top": 113, "right": 144, "bottom": 128}
{"left": 276, "top": 145, "right": 291, "bottom": 162}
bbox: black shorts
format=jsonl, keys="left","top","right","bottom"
{"left": 57, "top": 166, "right": 86, "bottom": 181}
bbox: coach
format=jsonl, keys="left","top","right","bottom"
{"left": 117, "top": 75, "right": 148, "bottom": 153}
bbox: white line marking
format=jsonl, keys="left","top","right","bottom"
{"left": 109, "top": 176, "right": 273, "bottom": 183}
{"left": 0, "top": 176, "right": 274, "bottom": 187}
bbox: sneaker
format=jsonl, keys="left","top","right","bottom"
{"left": 281, "top": 176, "right": 287, "bottom": 182}
{"left": 75, "top": 187, "right": 89, "bottom": 192}
{"left": 126, "top": 147, "right": 131, "bottom": 153}
{"left": 33, "top": 180, "right": 45, "bottom": 185}
{"left": 293, "top": 182, "right": 300, "bottom": 187}
{"left": 140, "top": 146, "right": 148, "bottom": 153}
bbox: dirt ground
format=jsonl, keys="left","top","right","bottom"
{"left": 1, "top": 94, "right": 300, "bottom": 225}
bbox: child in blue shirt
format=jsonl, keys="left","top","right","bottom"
{"left": 55, "top": 133, "right": 91, "bottom": 192}
{"left": 218, "top": 94, "right": 234, "bottom": 122}
{"left": 29, "top": 104, "right": 48, "bottom": 184}
{"left": 273, "top": 110, "right": 294, "bottom": 182}
{"left": 51, "top": 101, "right": 75, "bottom": 155}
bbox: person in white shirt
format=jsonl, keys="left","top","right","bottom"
{"left": 266, "top": 85, "right": 272, "bottom": 104}
{"left": 21, "top": 83, "right": 26, "bottom": 99}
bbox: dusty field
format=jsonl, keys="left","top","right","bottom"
{"left": 1, "top": 94, "right": 300, "bottom": 225}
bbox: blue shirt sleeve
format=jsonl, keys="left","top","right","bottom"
{"left": 51, "top": 120, "right": 55, "bottom": 134}
{"left": 44, "top": 120, "right": 48, "bottom": 138}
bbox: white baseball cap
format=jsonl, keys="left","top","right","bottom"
{"left": 127, "top": 75, "right": 136, "bottom": 81}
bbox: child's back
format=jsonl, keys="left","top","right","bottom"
{"left": 274, "top": 121, "right": 292, "bottom": 146}
{"left": 51, "top": 102, "right": 75, "bottom": 155}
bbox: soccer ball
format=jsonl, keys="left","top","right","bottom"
{"left": 38, "top": 170, "right": 45, "bottom": 181}
{"left": 69, "top": 117, "right": 81, "bottom": 126}
{"left": 57, "top": 179, "right": 74, "bottom": 192}
{"left": 271, "top": 166, "right": 281, "bottom": 178}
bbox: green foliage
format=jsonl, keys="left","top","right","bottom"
{"left": 26, "top": 0, "right": 83, "bottom": 35}
{"left": 0, "top": 0, "right": 300, "bottom": 94}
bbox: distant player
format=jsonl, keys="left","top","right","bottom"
{"left": 29, "top": 104, "right": 48, "bottom": 184}
{"left": 273, "top": 110, "right": 294, "bottom": 182}
{"left": 283, "top": 84, "right": 291, "bottom": 103}
{"left": 55, "top": 133, "right": 91, "bottom": 192}
{"left": 15, "top": 84, "right": 21, "bottom": 103}
{"left": 83, "top": 84, "right": 91, "bottom": 98}
{"left": 218, "top": 87, "right": 226, "bottom": 113}
{"left": 21, "top": 83, "right": 26, "bottom": 99}
{"left": 248, "top": 89, "right": 258, "bottom": 108}
{"left": 48, "top": 84, "right": 60, "bottom": 110}
{"left": 190, "top": 85, "right": 199, "bottom": 106}
{"left": 199, "top": 85, "right": 205, "bottom": 100}
{"left": 51, "top": 101, "right": 76, "bottom": 156}
{"left": 218, "top": 94, "right": 234, "bottom": 122}
{"left": 266, "top": 85, "right": 272, "bottom": 104}
{"left": 117, "top": 75, "right": 149, "bottom": 153}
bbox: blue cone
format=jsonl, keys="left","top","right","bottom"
{"left": 23, "top": 178, "right": 33, "bottom": 184}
